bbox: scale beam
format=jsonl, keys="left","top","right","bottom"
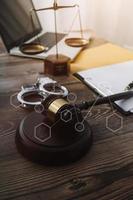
{"left": 31, "top": 5, "right": 78, "bottom": 12}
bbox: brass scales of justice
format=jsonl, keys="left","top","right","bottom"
{"left": 20, "top": 0, "right": 89, "bottom": 76}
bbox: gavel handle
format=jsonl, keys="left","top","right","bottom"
{"left": 77, "top": 91, "right": 133, "bottom": 110}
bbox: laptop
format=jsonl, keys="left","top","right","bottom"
{"left": 0, "top": 0, "right": 91, "bottom": 60}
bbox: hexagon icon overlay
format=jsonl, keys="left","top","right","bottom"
{"left": 67, "top": 93, "right": 77, "bottom": 104}
{"left": 34, "top": 104, "right": 44, "bottom": 114}
{"left": 75, "top": 122, "right": 85, "bottom": 133}
{"left": 60, "top": 109, "right": 72, "bottom": 123}
{"left": 106, "top": 113, "right": 123, "bottom": 133}
{"left": 10, "top": 92, "right": 21, "bottom": 109}
{"left": 34, "top": 123, "right": 51, "bottom": 143}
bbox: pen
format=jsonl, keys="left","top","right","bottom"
{"left": 77, "top": 90, "right": 133, "bottom": 110}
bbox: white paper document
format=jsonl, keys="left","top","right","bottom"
{"left": 76, "top": 60, "right": 133, "bottom": 113}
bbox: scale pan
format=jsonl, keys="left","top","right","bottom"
{"left": 65, "top": 38, "right": 89, "bottom": 48}
{"left": 20, "top": 43, "right": 47, "bottom": 55}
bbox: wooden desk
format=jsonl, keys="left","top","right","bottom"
{"left": 0, "top": 39, "right": 133, "bottom": 200}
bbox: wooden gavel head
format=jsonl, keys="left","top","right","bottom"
{"left": 42, "top": 95, "right": 83, "bottom": 124}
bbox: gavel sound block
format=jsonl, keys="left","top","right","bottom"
{"left": 16, "top": 98, "right": 93, "bottom": 165}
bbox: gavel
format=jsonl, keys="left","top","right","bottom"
{"left": 43, "top": 90, "right": 133, "bottom": 123}
{"left": 16, "top": 90, "right": 133, "bottom": 165}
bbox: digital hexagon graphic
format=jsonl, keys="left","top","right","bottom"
{"left": 10, "top": 92, "right": 21, "bottom": 109}
{"left": 106, "top": 113, "right": 123, "bottom": 133}
{"left": 75, "top": 122, "right": 85, "bottom": 133}
{"left": 60, "top": 109, "right": 72, "bottom": 123}
{"left": 67, "top": 93, "right": 77, "bottom": 104}
{"left": 34, "top": 122, "right": 51, "bottom": 143}
{"left": 34, "top": 104, "right": 44, "bottom": 114}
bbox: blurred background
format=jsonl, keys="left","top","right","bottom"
{"left": 33, "top": 0, "right": 133, "bottom": 49}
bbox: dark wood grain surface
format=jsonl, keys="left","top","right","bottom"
{"left": 0, "top": 38, "right": 133, "bottom": 200}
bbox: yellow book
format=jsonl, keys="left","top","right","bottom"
{"left": 71, "top": 43, "right": 133, "bottom": 73}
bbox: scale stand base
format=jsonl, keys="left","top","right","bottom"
{"left": 16, "top": 112, "right": 93, "bottom": 166}
{"left": 44, "top": 54, "right": 70, "bottom": 76}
